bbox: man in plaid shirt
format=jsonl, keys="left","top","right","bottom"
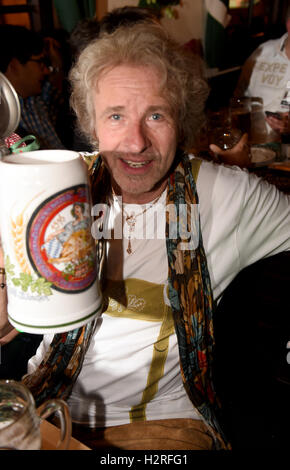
{"left": 0, "top": 25, "right": 67, "bottom": 150}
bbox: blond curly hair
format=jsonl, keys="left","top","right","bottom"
{"left": 69, "top": 22, "right": 208, "bottom": 151}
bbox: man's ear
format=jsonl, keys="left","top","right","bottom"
{"left": 5, "top": 58, "right": 26, "bottom": 95}
{"left": 6, "top": 57, "right": 22, "bottom": 76}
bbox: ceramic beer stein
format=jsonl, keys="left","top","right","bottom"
{"left": 0, "top": 150, "right": 102, "bottom": 334}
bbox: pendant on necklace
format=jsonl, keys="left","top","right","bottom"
{"left": 127, "top": 238, "right": 132, "bottom": 255}
{"left": 122, "top": 192, "right": 163, "bottom": 256}
{"left": 126, "top": 214, "right": 136, "bottom": 230}
{"left": 125, "top": 214, "right": 136, "bottom": 254}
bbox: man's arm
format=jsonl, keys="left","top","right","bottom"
{"left": 0, "top": 327, "right": 19, "bottom": 345}
{"left": 233, "top": 48, "right": 259, "bottom": 98}
{"left": 237, "top": 175, "right": 290, "bottom": 268}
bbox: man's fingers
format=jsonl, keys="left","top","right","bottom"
{"left": 209, "top": 132, "right": 248, "bottom": 156}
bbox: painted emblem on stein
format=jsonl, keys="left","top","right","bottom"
{"left": 27, "top": 185, "right": 97, "bottom": 293}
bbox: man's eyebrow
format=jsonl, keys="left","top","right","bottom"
{"left": 100, "top": 104, "right": 173, "bottom": 119}
{"left": 146, "top": 105, "right": 172, "bottom": 114}
{"left": 100, "top": 106, "right": 124, "bottom": 118}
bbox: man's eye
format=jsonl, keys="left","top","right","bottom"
{"left": 111, "top": 114, "right": 121, "bottom": 121}
{"left": 151, "top": 113, "right": 162, "bottom": 121}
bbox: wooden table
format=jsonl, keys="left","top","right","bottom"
{"left": 41, "top": 420, "right": 90, "bottom": 450}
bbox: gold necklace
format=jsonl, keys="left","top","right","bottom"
{"left": 112, "top": 190, "right": 163, "bottom": 254}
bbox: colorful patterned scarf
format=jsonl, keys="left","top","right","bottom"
{"left": 165, "top": 153, "right": 227, "bottom": 446}
{"left": 22, "top": 151, "right": 228, "bottom": 447}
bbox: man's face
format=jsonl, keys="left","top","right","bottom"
{"left": 18, "top": 53, "right": 49, "bottom": 97}
{"left": 94, "top": 64, "right": 178, "bottom": 203}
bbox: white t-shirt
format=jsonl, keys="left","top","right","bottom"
{"left": 28, "top": 159, "right": 290, "bottom": 427}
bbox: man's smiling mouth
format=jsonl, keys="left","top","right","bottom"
{"left": 122, "top": 159, "right": 150, "bottom": 168}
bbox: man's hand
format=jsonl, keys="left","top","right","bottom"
{"left": 265, "top": 112, "right": 288, "bottom": 133}
{"left": 209, "top": 133, "right": 251, "bottom": 168}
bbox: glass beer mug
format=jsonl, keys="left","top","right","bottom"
{"left": 230, "top": 97, "right": 252, "bottom": 138}
{"left": 0, "top": 380, "right": 71, "bottom": 450}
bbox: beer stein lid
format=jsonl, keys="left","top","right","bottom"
{"left": 0, "top": 72, "right": 21, "bottom": 139}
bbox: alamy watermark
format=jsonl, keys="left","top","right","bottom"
{"left": 91, "top": 201, "right": 200, "bottom": 250}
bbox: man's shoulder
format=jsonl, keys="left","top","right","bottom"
{"left": 251, "top": 33, "right": 287, "bottom": 59}
{"left": 197, "top": 158, "right": 283, "bottom": 205}
{"left": 196, "top": 156, "right": 247, "bottom": 177}
{"left": 197, "top": 158, "right": 252, "bottom": 193}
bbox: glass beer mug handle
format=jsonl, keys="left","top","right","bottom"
{"left": 37, "top": 399, "right": 72, "bottom": 450}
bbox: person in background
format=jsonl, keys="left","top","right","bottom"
{"left": 69, "top": 7, "right": 158, "bottom": 60}
{"left": 234, "top": 4, "right": 290, "bottom": 139}
{"left": 68, "top": 18, "right": 101, "bottom": 152}
{"left": 0, "top": 25, "right": 69, "bottom": 149}
{"left": 98, "top": 5, "right": 159, "bottom": 34}
{"left": 69, "top": 18, "right": 101, "bottom": 61}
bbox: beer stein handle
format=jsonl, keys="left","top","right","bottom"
{"left": 37, "top": 399, "right": 72, "bottom": 450}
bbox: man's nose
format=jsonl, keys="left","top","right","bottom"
{"left": 124, "top": 121, "right": 150, "bottom": 153}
